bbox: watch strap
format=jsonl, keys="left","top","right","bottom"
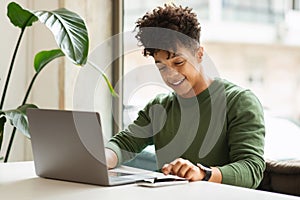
{"left": 197, "top": 163, "right": 212, "bottom": 181}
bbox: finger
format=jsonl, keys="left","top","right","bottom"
{"left": 170, "top": 158, "right": 186, "bottom": 174}
{"left": 176, "top": 163, "right": 190, "bottom": 178}
{"left": 169, "top": 158, "right": 182, "bottom": 165}
{"left": 184, "top": 166, "right": 201, "bottom": 181}
{"left": 161, "top": 164, "right": 173, "bottom": 175}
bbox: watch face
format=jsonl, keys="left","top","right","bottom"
{"left": 197, "top": 163, "right": 212, "bottom": 171}
{"left": 204, "top": 166, "right": 213, "bottom": 172}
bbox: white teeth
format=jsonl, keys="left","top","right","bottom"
{"left": 171, "top": 78, "right": 185, "bottom": 86}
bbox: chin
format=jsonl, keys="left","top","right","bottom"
{"left": 174, "top": 90, "right": 189, "bottom": 97}
{"left": 175, "top": 88, "right": 196, "bottom": 98}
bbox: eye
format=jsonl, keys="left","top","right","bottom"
{"left": 174, "top": 60, "right": 185, "bottom": 66}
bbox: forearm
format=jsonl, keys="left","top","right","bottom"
{"left": 209, "top": 167, "right": 222, "bottom": 183}
{"left": 106, "top": 128, "right": 153, "bottom": 165}
{"left": 105, "top": 101, "right": 155, "bottom": 166}
{"left": 218, "top": 157, "right": 265, "bottom": 188}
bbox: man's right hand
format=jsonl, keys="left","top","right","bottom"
{"left": 105, "top": 148, "right": 118, "bottom": 169}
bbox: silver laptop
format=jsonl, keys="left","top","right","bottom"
{"left": 27, "top": 108, "right": 155, "bottom": 186}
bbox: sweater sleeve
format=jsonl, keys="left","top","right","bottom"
{"left": 106, "top": 101, "right": 155, "bottom": 166}
{"left": 218, "top": 90, "right": 266, "bottom": 188}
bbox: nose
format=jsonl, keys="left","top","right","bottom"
{"left": 165, "top": 67, "right": 180, "bottom": 78}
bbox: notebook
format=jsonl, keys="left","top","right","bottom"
{"left": 27, "top": 108, "right": 155, "bottom": 186}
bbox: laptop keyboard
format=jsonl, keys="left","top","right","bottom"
{"left": 108, "top": 171, "right": 133, "bottom": 177}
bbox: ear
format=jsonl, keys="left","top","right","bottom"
{"left": 196, "top": 46, "right": 204, "bottom": 63}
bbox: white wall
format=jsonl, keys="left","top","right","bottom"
{"left": 0, "top": 0, "right": 113, "bottom": 162}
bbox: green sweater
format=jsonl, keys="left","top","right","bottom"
{"left": 106, "top": 78, "right": 265, "bottom": 188}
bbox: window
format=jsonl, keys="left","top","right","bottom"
{"left": 222, "top": 0, "right": 287, "bottom": 24}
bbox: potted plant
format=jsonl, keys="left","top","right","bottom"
{"left": 0, "top": 2, "right": 116, "bottom": 162}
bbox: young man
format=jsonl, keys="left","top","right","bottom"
{"left": 105, "top": 4, "right": 265, "bottom": 188}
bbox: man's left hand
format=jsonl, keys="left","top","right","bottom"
{"left": 161, "top": 158, "right": 205, "bottom": 181}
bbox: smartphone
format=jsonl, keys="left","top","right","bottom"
{"left": 136, "top": 177, "right": 189, "bottom": 187}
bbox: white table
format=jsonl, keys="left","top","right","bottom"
{"left": 0, "top": 162, "right": 299, "bottom": 200}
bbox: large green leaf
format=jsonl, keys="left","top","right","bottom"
{"left": 34, "top": 49, "right": 65, "bottom": 73}
{"left": 4, "top": 104, "right": 38, "bottom": 139}
{"left": 7, "top": 2, "right": 38, "bottom": 28}
{"left": 0, "top": 113, "right": 6, "bottom": 152}
{"left": 34, "top": 8, "right": 89, "bottom": 65}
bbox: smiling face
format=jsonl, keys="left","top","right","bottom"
{"left": 153, "top": 46, "right": 210, "bottom": 98}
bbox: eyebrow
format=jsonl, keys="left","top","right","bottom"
{"left": 155, "top": 53, "right": 184, "bottom": 63}
{"left": 174, "top": 53, "right": 184, "bottom": 57}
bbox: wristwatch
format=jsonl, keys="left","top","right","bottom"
{"left": 197, "top": 163, "right": 212, "bottom": 181}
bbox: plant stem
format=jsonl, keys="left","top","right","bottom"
{"left": 1, "top": 28, "right": 25, "bottom": 162}
{"left": 0, "top": 28, "right": 25, "bottom": 110}
{"left": 4, "top": 127, "right": 16, "bottom": 162}
{"left": 4, "top": 72, "right": 39, "bottom": 162}
{"left": 22, "top": 73, "right": 39, "bottom": 105}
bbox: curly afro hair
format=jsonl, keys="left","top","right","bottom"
{"left": 135, "top": 4, "right": 201, "bottom": 57}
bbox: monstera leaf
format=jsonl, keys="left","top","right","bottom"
{"left": 1, "top": 104, "right": 38, "bottom": 139}
{"left": 34, "top": 49, "right": 65, "bottom": 73}
{"left": 7, "top": 2, "right": 89, "bottom": 66}
{"left": 7, "top": 2, "right": 38, "bottom": 28}
{"left": 34, "top": 8, "right": 89, "bottom": 65}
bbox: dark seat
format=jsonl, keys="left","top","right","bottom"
{"left": 257, "top": 159, "right": 300, "bottom": 197}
